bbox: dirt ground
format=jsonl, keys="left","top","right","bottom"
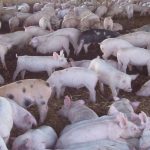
{"left": 0, "top": 14, "right": 150, "bottom": 147}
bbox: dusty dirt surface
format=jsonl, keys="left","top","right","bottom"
{"left": 0, "top": 14, "right": 150, "bottom": 148}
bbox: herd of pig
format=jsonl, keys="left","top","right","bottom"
{"left": 0, "top": 0, "right": 150, "bottom": 149}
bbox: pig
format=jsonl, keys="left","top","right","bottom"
{"left": 56, "top": 112, "right": 141, "bottom": 148}
{"left": 103, "top": 16, "right": 114, "bottom": 31}
{"left": 57, "top": 8, "right": 70, "bottom": 19}
{"left": 24, "top": 26, "right": 50, "bottom": 37}
{"left": 29, "top": 28, "right": 80, "bottom": 51}
{"left": 58, "top": 96, "right": 98, "bottom": 123}
{"left": 13, "top": 51, "right": 68, "bottom": 80}
{"left": 8, "top": 99, "right": 37, "bottom": 130}
{"left": 117, "top": 31, "right": 150, "bottom": 49}
{"left": 88, "top": 57, "right": 138, "bottom": 101}
{"left": 76, "top": 29, "right": 120, "bottom": 55}
{"left": 125, "top": 4, "right": 134, "bottom": 19}
{"left": 0, "top": 136, "right": 8, "bottom": 150}
{"left": 39, "top": 17, "right": 53, "bottom": 31}
{"left": 117, "top": 47, "right": 150, "bottom": 74}
{"left": 136, "top": 80, "right": 150, "bottom": 96}
{"left": 0, "top": 79, "right": 52, "bottom": 123}
{"left": 57, "top": 139, "right": 131, "bottom": 150}
{"left": 33, "top": 3, "right": 44, "bottom": 12}
{"left": 69, "top": 58, "right": 91, "bottom": 68}
{"left": 112, "top": 22, "right": 123, "bottom": 31}
{"left": 30, "top": 35, "right": 70, "bottom": 56}
{"left": 132, "top": 24, "right": 150, "bottom": 32}
{"left": 18, "top": 3, "right": 30, "bottom": 13}
{"left": 8, "top": 16, "right": 20, "bottom": 32}
{"left": 95, "top": 5, "right": 108, "bottom": 18}
{"left": 12, "top": 126, "right": 57, "bottom": 150}
{"left": 47, "top": 67, "right": 98, "bottom": 102}
{"left": 0, "top": 97, "right": 13, "bottom": 143}
{"left": 100, "top": 38, "right": 134, "bottom": 59}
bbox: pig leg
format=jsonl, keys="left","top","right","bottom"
{"left": 102, "top": 52, "right": 111, "bottom": 60}
{"left": 60, "top": 87, "right": 66, "bottom": 97}
{"left": 63, "top": 44, "right": 70, "bottom": 57}
{"left": 122, "top": 61, "right": 129, "bottom": 73}
{"left": 75, "top": 40, "right": 84, "bottom": 55}
{"left": 56, "top": 85, "right": 62, "bottom": 99}
{"left": 86, "top": 86, "right": 96, "bottom": 102}
{"left": 110, "top": 85, "right": 120, "bottom": 101}
{"left": 0, "top": 53, "right": 7, "bottom": 70}
{"left": 83, "top": 43, "right": 90, "bottom": 53}
{"left": 37, "top": 103, "right": 48, "bottom": 123}
{"left": 13, "top": 67, "right": 22, "bottom": 81}
{"left": 21, "top": 70, "right": 26, "bottom": 79}
{"left": 147, "top": 60, "right": 150, "bottom": 76}
{"left": 47, "top": 69, "right": 52, "bottom": 77}
{"left": 99, "top": 81, "right": 104, "bottom": 94}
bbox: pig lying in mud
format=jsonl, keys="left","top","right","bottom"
{"left": 0, "top": 79, "right": 52, "bottom": 123}
{"left": 58, "top": 96, "right": 98, "bottom": 123}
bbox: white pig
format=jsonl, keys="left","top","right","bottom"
{"left": 24, "top": 26, "right": 50, "bottom": 37}
{"left": 0, "top": 79, "right": 52, "bottom": 123}
{"left": 88, "top": 57, "right": 138, "bottom": 101}
{"left": 58, "top": 96, "right": 98, "bottom": 123}
{"left": 117, "top": 47, "right": 150, "bottom": 74}
{"left": 47, "top": 67, "right": 98, "bottom": 102}
{"left": 117, "top": 31, "right": 150, "bottom": 49}
{"left": 39, "top": 17, "right": 53, "bottom": 31}
{"left": 30, "top": 35, "right": 71, "bottom": 56}
{"left": 18, "top": 3, "right": 30, "bottom": 13}
{"left": 100, "top": 38, "right": 134, "bottom": 59}
{"left": 136, "top": 80, "right": 150, "bottom": 96}
{"left": 9, "top": 16, "right": 20, "bottom": 32}
{"left": 103, "top": 16, "right": 114, "bottom": 31}
{"left": 56, "top": 112, "right": 141, "bottom": 148}
{"left": 13, "top": 50, "right": 68, "bottom": 80}
{"left": 12, "top": 126, "right": 57, "bottom": 150}
{"left": 0, "top": 136, "right": 8, "bottom": 150}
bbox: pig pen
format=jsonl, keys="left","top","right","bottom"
{"left": 0, "top": 14, "right": 150, "bottom": 147}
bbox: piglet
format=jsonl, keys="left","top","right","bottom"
{"left": 47, "top": 67, "right": 98, "bottom": 102}
{"left": 0, "top": 79, "right": 52, "bottom": 123}
{"left": 12, "top": 126, "right": 57, "bottom": 150}
{"left": 13, "top": 50, "right": 68, "bottom": 80}
{"left": 103, "top": 16, "right": 114, "bottom": 31}
{"left": 58, "top": 96, "right": 98, "bottom": 123}
{"left": 136, "top": 80, "right": 150, "bottom": 96}
{"left": 88, "top": 57, "right": 138, "bottom": 101}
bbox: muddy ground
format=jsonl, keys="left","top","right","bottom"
{"left": 0, "top": 14, "right": 150, "bottom": 147}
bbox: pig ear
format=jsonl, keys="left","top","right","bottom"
{"left": 117, "top": 113, "right": 128, "bottom": 129}
{"left": 139, "top": 111, "right": 148, "bottom": 125}
{"left": 53, "top": 52, "right": 59, "bottom": 59}
{"left": 130, "top": 101, "right": 140, "bottom": 111}
{"left": 77, "top": 100, "right": 85, "bottom": 105}
{"left": 64, "top": 95, "right": 71, "bottom": 108}
{"left": 130, "top": 74, "right": 139, "bottom": 80}
{"left": 108, "top": 105, "right": 119, "bottom": 115}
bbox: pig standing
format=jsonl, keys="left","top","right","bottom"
{"left": 136, "top": 80, "right": 150, "bottom": 96}
{"left": 76, "top": 29, "right": 120, "bottom": 55}
{"left": 47, "top": 67, "right": 98, "bottom": 102}
{"left": 103, "top": 16, "right": 114, "bottom": 31}
{"left": 0, "top": 79, "right": 52, "bottom": 123}
{"left": 88, "top": 57, "right": 138, "bottom": 101}
{"left": 100, "top": 38, "right": 134, "bottom": 59}
{"left": 13, "top": 51, "right": 68, "bottom": 80}
{"left": 56, "top": 112, "right": 141, "bottom": 148}
{"left": 12, "top": 126, "right": 57, "bottom": 150}
{"left": 39, "top": 17, "right": 53, "bottom": 31}
{"left": 58, "top": 96, "right": 98, "bottom": 123}
{"left": 117, "top": 47, "right": 150, "bottom": 74}
{"left": 30, "top": 35, "right": 70, "bottom": 56}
